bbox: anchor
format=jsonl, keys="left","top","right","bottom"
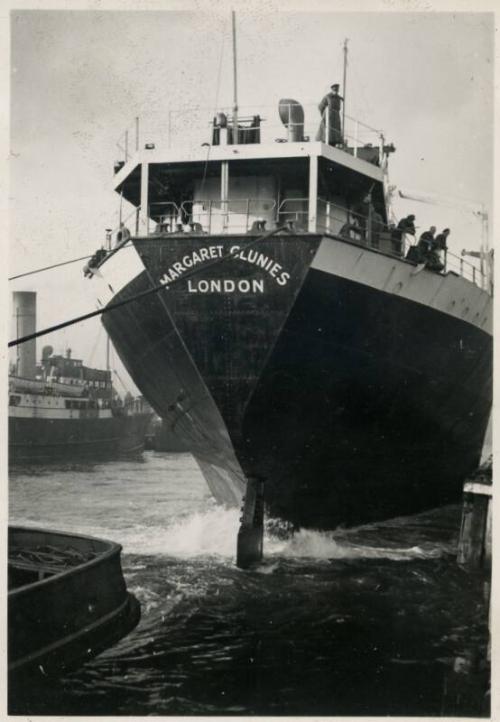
{"left": 236, "top": 476, "right": 265, "bottom": 569}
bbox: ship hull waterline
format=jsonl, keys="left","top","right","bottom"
{"left": 9, "top": 413, "right": 152, "bottom": 464}
{"left": 102, "top": 232, "right": 492, "bottom": 530}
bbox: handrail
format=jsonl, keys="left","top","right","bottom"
{"left": 277, "top": 198, "right": 309, "bottom": 228}
{"left": 147, "top": 198, "right": 278, "bottom": 234}
{"left": 133, "top": 193, "right": 486, "bottom": 289}
{"left": 445, "top": 250, "right": 484, "bottom": 285}
{"left": 116, "top": 102, "right": 385, "bottom": 161}
{"left": 316, "top": 197, "right": 486, "bottom": 287}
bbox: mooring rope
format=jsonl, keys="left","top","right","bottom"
{"left": 8, "top": 242, "right": 135, "bottom": 281}
{"left": 8, "top": 226, "right": 288, "bottom": 348}
{"left": 9, "top": 254, "right": 94, "bottom": 281}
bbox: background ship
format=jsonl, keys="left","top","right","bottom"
{"left": 9, "top": 291, "right": 152, "bottom": 463}
{"left": 83, "top": 34, "right": 492, "bottom": 557}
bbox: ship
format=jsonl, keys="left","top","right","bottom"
{"left": 83, "top": 44, "right": 492, "bottom": 564}
{"left": 9, "top": 292, "right": 153, "bottom": 464}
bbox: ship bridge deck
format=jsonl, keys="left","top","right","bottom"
{"left": 114, "top": 141, "right": 383, "bottom": 194}
{"left": 113, "top": 142, "right": 388, "bottom": 246}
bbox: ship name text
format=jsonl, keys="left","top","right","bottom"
{"left": 158, "top": 244, "right": 291, "bottom": 289}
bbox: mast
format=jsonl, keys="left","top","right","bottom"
{"left": 232, "top": 10, "right": 238, "bottom": 144}
{"left": 105, "top": 228, "right": 113, "bottom": 371}
{"left": 342, "top": 38, "right": 348, "bottom": 145}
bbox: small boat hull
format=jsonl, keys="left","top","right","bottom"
{"left": 8, "top": 526, "right": 140, "bottom": 683}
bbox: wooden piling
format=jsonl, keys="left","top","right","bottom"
{"left": 457, "top": 456, "right": 492, "bottom": 570}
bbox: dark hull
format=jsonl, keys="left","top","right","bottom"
{"left": 103, "top": 234, "right": 492, "bottom": 529}
{"left": 8, "top": 526, "right": 140, "bottom": 689}
{"left": 151, "top": 419, "right": 190, "bottom": 452}
{"left": 9, "top": 413, "right": 152, "bottom": 464}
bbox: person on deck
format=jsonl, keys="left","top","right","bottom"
{"left": 396, "top": 214, "right": 416, "bottom": 239}
{"left": 435, "top": 228, "right": 450, "bottom": 251}
{"left": 418, "top": 226, "right": 444, "bottom": 271}
{"left": 418, "top": 226, "right": 437, "bottom": 253}
{"left": 316, "top": 84, "right": 344, "bottom": 146}
{"left": 397, "top": 214, "right": 421, "bottom": 261}
{"left": 427, "top": 227, "right": 449, "bottom": 272}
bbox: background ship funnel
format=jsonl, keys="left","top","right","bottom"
{"left": 278, "top": 99, "right": 305, "bottom": 142}
{"left": 12, "top": 292, "right": 37, "bottom": 379}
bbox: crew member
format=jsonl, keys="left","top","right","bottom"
{"left": 418, "top": 226, "right": 445, "bottom": 271}
{"left": 435, "top": 227, "right": 450, "bottom": 251}
{"left": 316, "top": 84, "right": 344, "bottom": 146}
{"left": 418, "top": 226, "right": 437, "bottom": 252}
{"left": 428, "top": 227, "right": 449, "bottom": 271}
{"left": 396, "top": 214, "right": 416, "bottom": 239}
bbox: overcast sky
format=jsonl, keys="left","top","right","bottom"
{"left": 8, "top": 8, "right": 494, "bottom": 385}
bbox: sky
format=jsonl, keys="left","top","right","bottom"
{"left": 7, "top": 8, "right": 494, "bottom": 390}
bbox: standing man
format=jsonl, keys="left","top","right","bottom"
{"left": 431, "top": 227, "right": 450, "bottom": 271}
{"left": 316, "top": 84, "right": 344, "bottom": 146}
{"left": 397, "top": 214, "right": 416, "bottom": 238}
{"left": 435, "top": 228, "right": 450, "bottom": 251}
{"left": 394, "top": 214, "right": 416, "bottom": 255}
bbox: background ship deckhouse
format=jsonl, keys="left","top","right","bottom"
{"left": 85, "top": 26, "right": 492, "bottom": 565}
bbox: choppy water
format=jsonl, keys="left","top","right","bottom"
{"left": 9, "top": 452, "right": 490, "bottom": 716}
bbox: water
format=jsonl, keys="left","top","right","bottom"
{"left": 9, "top": 452, "right": 490, "bottom": 716}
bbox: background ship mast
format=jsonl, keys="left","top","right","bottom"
{"left": 342, "top": 38, "right": 348, "bottom": 144}
{"left": 105, "top": 228, "right": 113, "bottom": 371}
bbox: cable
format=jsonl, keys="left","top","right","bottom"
{"left": 8, "top": 225, "right": 287, "bottom": 348}
{"left": 9, "top": 242, "right": 134, "bottom": 282}
{"left": 112, "top": 368, "right": 130, "bottom": 396}
{"left": 87, "top": 323, "right": 103, "bottom": 367}
{"left": 9, "top": 254, "right": 94, "bottom": 281}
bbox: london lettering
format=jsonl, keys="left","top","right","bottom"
{"left": 187, "top": 279, "right": 265, "bottom": 294}
{"left": 158, "top": 244, "right": 291, "bottom": 289}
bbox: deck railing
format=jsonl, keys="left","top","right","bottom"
{"left": 148, "top": 199, "right": 278, "bottom": 235}
{"left": 116, "top": 103, "right": 385, "bottom": 164}
{"left": 112, "top": 198, "right": 485, "bottom": 289}
{"left": 446, "top": 250, "right": 484, "bottom": 286}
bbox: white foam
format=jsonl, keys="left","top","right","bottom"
{"left": 12, "top": 509, "right": 443, "bottom": 562}
{"left": 117, "top": 510, "right": 445, "bottom": 562}
{"left": 266, "top": 527, "right": 443, "bottom": 561}
{"left": 156, "top": 507, "right": 240, "bottom": 558}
